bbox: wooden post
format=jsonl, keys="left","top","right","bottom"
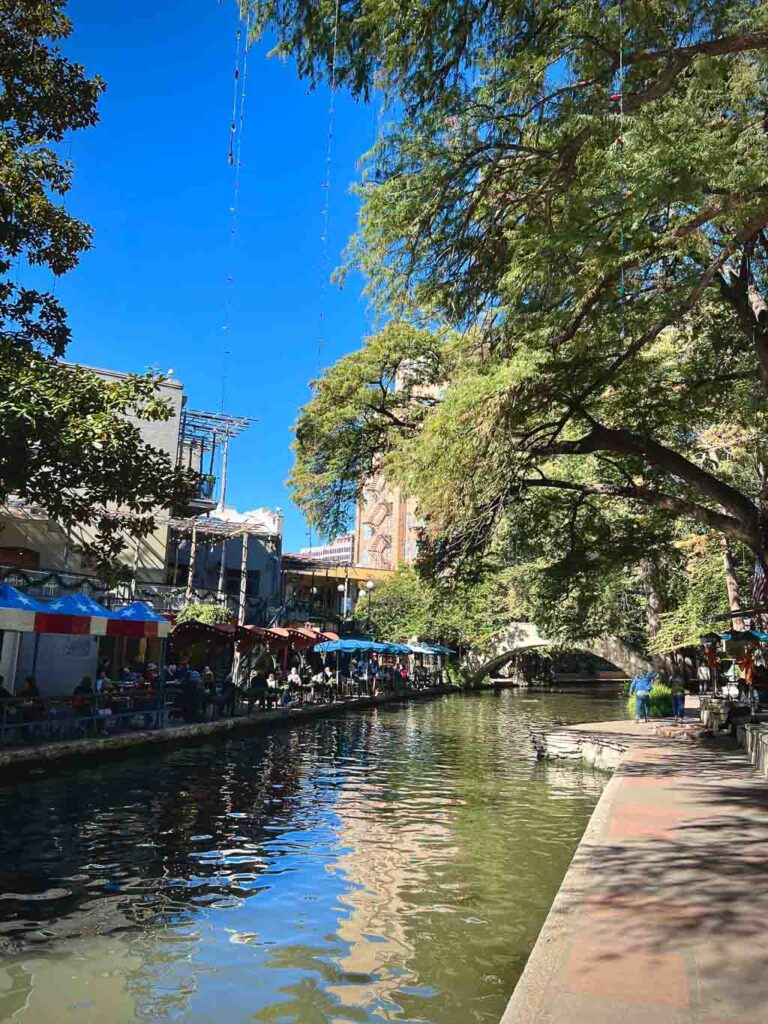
{"left": 217, "top": 536, "right": 227, "bottom": 601}
{"left": 231, "top": 530, "right": 250, "bottom": 686}
{"left": 172, "top": 530, "right": 180, "bottom": 586}
{"left": 131, "top": 536, "right": 140, "bottom": 597}
{"left": 238, "top": 531, "right": 249, "bottom": 626}
{"left": 186, "top": 524, "right": 197, "bottom": 603}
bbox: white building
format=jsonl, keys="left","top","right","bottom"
{"left": 299, "top": 534, "right": 354, "bottom": 566}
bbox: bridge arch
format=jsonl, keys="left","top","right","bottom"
{"left": 463, "top": 622, "right": 652, "bottom": 688}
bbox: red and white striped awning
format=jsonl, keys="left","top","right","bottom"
{"left": 0, "top": 586, "right": 170, "bottom": 638}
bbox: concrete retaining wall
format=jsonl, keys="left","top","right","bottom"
{"left": 531, "top": 728, "right": 629, "bottom": 772}
{"left": 0, "top": 685, "right": 460, "bottom": 774}
{"left": 745, "top": 723, "right": 768, "bottom": 778}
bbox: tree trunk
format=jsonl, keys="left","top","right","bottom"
{"left": 721, "top": 537, "right": 746, "bottom": 631}
{"left": 640, "top": 560, "right": 671, "bottom": 672}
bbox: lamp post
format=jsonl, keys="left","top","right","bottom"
{"left": 337, "top": 583, "right": 346, "bottom": 619}
{"left": 365, "top": 580, "right": 375, "bottom": 633}
{"left": 310, "top": 585, "right": 318, "bottom": 622}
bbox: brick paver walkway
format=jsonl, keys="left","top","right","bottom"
{"left": 502, "top": 724, "right": 768, "bottom": 1023}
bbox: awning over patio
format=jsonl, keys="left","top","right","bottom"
{"left": 0, "top": 585, "right": 171, "bottom": 638}
{"left": 719, "top": 629, "right": 768, "bottom": 643}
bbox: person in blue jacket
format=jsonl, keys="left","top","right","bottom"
{"left": 629, "top": 670, "right": 657, "bottom": 722}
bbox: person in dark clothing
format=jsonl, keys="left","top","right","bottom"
{"left": 72, "top": 676, "right": 94, "bottom": 715}
{"left": 22, "top": 676, "right": 40, "bottom": 699}
{"left": 221, "top": 676, "right": 239, "bottom": 717}
{"left": 179, "top": 669, "right": 201, "bottom": 723}
{"left": 246, "top": 672, "right": 269, "bottom": 713}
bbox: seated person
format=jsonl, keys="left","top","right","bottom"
{"left": 200, "top": 670, "right": 220, "bottom": 719}
{"left": 72, "top": 676, "right": 94, "bottom": 714}
{"left": 21, "top": 675, "right": 40, "bottom": 699}
{"left": 280, "top": 686, "right": 296, "bottom": 708}
{"left": 94, "top": 670, "right": 115, "bottom": 694}
{"left": 287, "top": 666, "right": 302, "bottom": 692}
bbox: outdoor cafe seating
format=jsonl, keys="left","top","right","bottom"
{"left": 0, "top": 586, "right": 170, "bottom": 745}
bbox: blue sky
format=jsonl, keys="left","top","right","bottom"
{"left": 49, "top": 0, "right": 375, "bottom": 551}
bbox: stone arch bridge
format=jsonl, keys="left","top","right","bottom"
{"left": 463, "top": 622, "right": 652, "bottom": 688}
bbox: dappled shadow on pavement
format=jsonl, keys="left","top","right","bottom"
{"left": 546, "top": 735, "right": 768, "bottom": 1019}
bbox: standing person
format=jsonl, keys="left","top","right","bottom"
{"left": 629, "top": 671, "right": 656, "bottom": 723}
{"left": 221, "top": 673, "right": 239, "bottom": 717}
{"left": 738, "top": 645, "right": 755, "bottom": 703}
{"left": 246, "top": 672, "right": 268, "bottom": 713}
{"left": 670, "top": 667, "right": 687, "bottom": 723}
{"left": 180, "top": 669, "right": 201, "bottom": 723}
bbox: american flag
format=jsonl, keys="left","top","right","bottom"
{"left": 753, "top": 558, "right": 768, "bottom": 609}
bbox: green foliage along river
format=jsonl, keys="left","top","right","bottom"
{"left": 0, "top": 688, "right": 625, "bottom": 1023}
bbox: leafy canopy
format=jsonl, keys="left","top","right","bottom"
{"left": 175, "top": 603, "right": 232, "bottom": 626}
{"left": 364, "top": 566, "right": 517, "bottom": 650}
{"left": 1, "top": 1, "right": 195, "bottom": 574}
{"left": 253, "top": 1, "right": 768, "bottom": 587}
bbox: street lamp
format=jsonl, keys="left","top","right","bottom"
{"left": 310, "top": 585, "right": 318, "bottom": 620}
{"left": 365, "top": 579, "right": 375, "bottom": 632}
{"left": 337, "top": 583, "right": 346, "bottom": 618}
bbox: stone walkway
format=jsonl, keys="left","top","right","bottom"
{"left": 502, "top": 721, "right": 768, "bottom": 1023}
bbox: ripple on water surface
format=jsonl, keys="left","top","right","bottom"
{"left": 0, "top": 687, "right": 623, "bottom": 1023}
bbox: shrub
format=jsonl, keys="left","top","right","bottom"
{"left": 176, "top": 603, "right": 231, "bottom": 625}
{"left": 626, "top": 682, "right": 673, "bottom": 719}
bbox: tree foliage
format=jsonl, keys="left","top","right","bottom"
{"left": 363, "top": 566, "right": 516, "bottom": 650}
{"left": 175, "top": 603, "right": 232, "bottom": 626}
{"left": 649, "top": 535, "right": 733, "bottom": 653}
{"left": 0, "top": 1, "right": 195, "bottom": 574}
{"left": 253, "top": 0, "right": 768, "bottom": 642}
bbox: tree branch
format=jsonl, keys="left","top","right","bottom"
{"left": 527, "top": 420, "right": 760, "bottom": 531}
{"left": 523, "top": 477, "right": 756, "bottom": 548}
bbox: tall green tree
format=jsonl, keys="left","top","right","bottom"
{"left": 256, "top": 1, "right": 768, "bottom": 591}
{"left": 0, "top": 1, "right": 194, "bottom": 574}
{"left": 363, "top": 566, "right": 516, "bottom": 648}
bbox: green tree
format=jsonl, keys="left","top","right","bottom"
{"left": 363, "top": 568, "right": 431, "bottom": 641}
{"left": 0, "top": 1, "right": 195, "bottom": 575}
{"left": 257, "top": 2, "right": 768, "bottom": 583}
{"left": 175, "top": 603, "right": 232, "bottom": 626}
{"left": 364, "top": 566, "right": 517, "bottom": 650}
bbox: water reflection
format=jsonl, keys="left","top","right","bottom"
{"left": 0, "top": 688, "right": 624, "bottom": 1023}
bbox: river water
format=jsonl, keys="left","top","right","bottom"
{"left": 0, "top": 687, "right": 624, "bottom": 1024}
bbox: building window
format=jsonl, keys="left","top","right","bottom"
{"left": 225, "top": 568, "right": 261, "bottom": 596}
{"left": 404, "top": 540, "right": 411, "bottom": 561}
{"left": 363, "top": 524, "right": 372, "bottom": 540}
{"left": 363, "top": 550, "right": 370, "bottom": 566}
{"left": 405, "top": 513, "right": 411, "bottom": 530}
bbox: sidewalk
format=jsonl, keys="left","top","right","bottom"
{"left": 503, "top": 726, "right": 768, "bottom": 1023}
